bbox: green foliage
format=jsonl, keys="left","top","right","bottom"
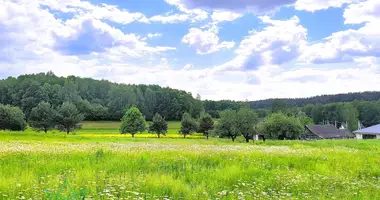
{"left": 28, "top": 102, "right": 56, "bottom": 133}
{"left": 199, "top": 113, "right": 214, "bottom": 139}
{"left": 179, "top": 113, "right": 198, "bottom": 138}
{"left": 259, "top": 113, "right": 303, "bottom": 140}
{"left": 0, "top": 73, "right": 204, "bottom": 121}
{"left": 120, "top": 106, "right": 146, "bottom": 137}
{"left": 148, "top": 113, "right": 168, "bottom": 138}
{"left": 0, "top": 104, "right": 27, "bottom": 131}
{"left": 298, "top": 112, "right": 315, "bottom": 126}
{"left": 215, "top": 110, "right": 239, "bottom": 141}
{"left": 233, "top": 108, "right": 259, "bottom": 142}
{"left": 55, "top": 102, "right": 85, "bottom": 134}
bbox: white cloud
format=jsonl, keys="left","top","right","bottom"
{"left": 301, "top": 0, "right": 380, "bottom": 64}
{"left": 295, "top": 0, "right": 353, "bottom": 12}
{"left": 149, "top": 13, "right": 190, "bottom": 24}
{"left": 211, "top": 10, "right": 243, "bottom": 22}
{"left": 165, "top": 0, "right": 295, "bottom": 14}
{"left": 183, "top": 64, "right": 193, "bottom": 70}
{"left": 343, "top": 0, "right": 380, "bottom": 24}
{"left": 218, "top": 16, "right": 307, "bottom": 70}
{"left": 182, "top": 25, "right": 235, "bottom": 54}
{"left": 37, "top": 0, "right": 149, "bottom": 24}
{"left": 147, "top": 33, "right": 162, "bottom": 38}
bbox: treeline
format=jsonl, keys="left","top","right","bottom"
{"left": 0, "top": 72, "right": 203, "bottom": 121}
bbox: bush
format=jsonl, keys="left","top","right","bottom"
{"left": 0, "top": 105, "right": 27, "bottom": 131}
{"left": 258, "top": 112, "right": 303, "bottom": 140}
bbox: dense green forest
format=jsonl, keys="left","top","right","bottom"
{"left": 1, "top": 72, "right": 380, "bottom": 130}
{"left": 0, "top": 72, "right": 203, "bottom": 121}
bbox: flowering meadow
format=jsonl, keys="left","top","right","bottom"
{"left": 1, "top": 126, "right": 380, "bottom": 199}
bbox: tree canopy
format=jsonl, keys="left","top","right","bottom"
{"left": 199, "top": 113, "right": 214, "bottom": 139}
{"left": 28, "top": 102, "right": 56, "bottom": 133}
{"left": 148, "top": 113, "right": 168, "bottom": 138}
{"left": 0, "top": 104, "right": 27, "bottom": 131}
{"left": 120, "top": 106, "right": 146, "bottom": 137}
{"left": 258, "top": 113, "right": 303, "bottom": 140}
{"left": 179, "top": 113, "right": 198, "bottom": 138}
{"left": 55, "top": 102, "right": 85, "bottom": 134}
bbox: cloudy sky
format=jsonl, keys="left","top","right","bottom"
{"left": 1, "top": 0, "right": 379, "bottom": 100}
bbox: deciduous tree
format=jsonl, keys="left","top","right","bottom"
{"left": 199, "top": 113, "right": 214, "bottom": 139}
{"left": 29, "top": 102, "right": 56, "bottom": 133}
{"left": 55, "top": 102, "right": 85, "bottom": 134}
{"left": 148, "top": 113, "right": 168, "bottom": 138}
{"left": 120, "top": 106, "right": 146, "bottom": 137}
{"left": 179, "top": 113, "right": 198, "bottom": 138}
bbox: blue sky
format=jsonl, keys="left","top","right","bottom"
{"left": 1, "top": 0, "right": 379, "bottom": 100}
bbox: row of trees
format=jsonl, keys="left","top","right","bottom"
{"left": 0, "top": 102, "right": 84, "bottom": 133}
{"left": 118, "top": 105, "right": 312, "bottom": 142}
{"left": 119, "top": 106, "right": 215, "bottom": 139}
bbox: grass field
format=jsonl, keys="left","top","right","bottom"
{"left": 1, "top": 121, "right": 380, "bottom": 199}
{"left": 79, "top": 121, "right": 181, "bottom": 135}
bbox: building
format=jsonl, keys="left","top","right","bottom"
{"left": 302, "top": 125, "right": 355, "bottom": 140}
{"left": 353, "top": 124, "right": 380, "bottom": 139}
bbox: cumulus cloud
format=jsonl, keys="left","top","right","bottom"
{"left": 218, "top": 16, "right": 307, "bottom": 70}
{"left": 166, "top": 0, "right": 295, "bottom": 14}
{"left": 300, "top": 0, "right": 380, "bottom": 64}
{"left": 295, "top": 0, "right": 353, "bottom": 12}
{"left": 182, "top": 25, "right": 235, "bottom": 54}
{"left": 211, "top": 10, "right": 243, "bottom": 22}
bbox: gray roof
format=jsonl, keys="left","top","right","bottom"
{"left": 306, "top": 125, "right": 355, "bottom": 139}
{"left": 354, "top": 124, "right": 380, "bottom": 135}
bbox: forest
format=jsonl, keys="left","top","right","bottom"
{"left": 1, "top": 72, "right": 380, "bottom": 130}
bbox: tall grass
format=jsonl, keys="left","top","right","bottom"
{"left": 1, "top": 121, "right": 380, "bottom": 199}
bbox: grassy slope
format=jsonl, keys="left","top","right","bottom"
{"left": 1, "top": 121, "right": 380, "bottom": 199}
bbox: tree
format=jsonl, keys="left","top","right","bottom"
{"left": 120, "top": 106, "right": 146, "bottom": 137}
{"left": 258, "top": 113, "right": 303, "bottom": 140}
{"left": 55, "top": 102, "right": 85, "bottom": 134}
{"left": 179, "top": 113, "right": 198, "bottom": 138}
{"left": 199, "top": 113, "right": 214, "bottom": 139}
{"left": 148, "top": 113, "right": 168, "bottom": 138}
{"left": 298, "top": 112, "right": 315, "bottom": 126}
{"left": 233, "top": 108, "right": 258, "bottom": 143}
{"left": 29, "top": 102, "right": 56, "bottom": 133}
{"left": 215, "top": 110, "right": 239, "bottom": 142}
{"left": 0, "top": 105, "right": 27, "bottom": 131}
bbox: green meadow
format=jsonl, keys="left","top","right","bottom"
{"left": 1, "top": 121, "right": 380, "bottom": 199}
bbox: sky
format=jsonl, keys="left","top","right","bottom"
{"left": 0, "top": 0, "right": 380, "bottom": 101}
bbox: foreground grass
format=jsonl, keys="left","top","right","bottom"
{"left": 1, "top": 130, "right": 380, "bottom": 199}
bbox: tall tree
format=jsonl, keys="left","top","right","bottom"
{"left": 215, "top": 110, "right": 239, "bottom": 142}
{"left": 148, "top": 113, "right": 168, "bottom": 138}
{"left": 55, "top": 102, "right": 85, "bottom": 134}
{"left": 199, "top": 113, "right": 214, "bottom": 139}
{"left": 120, "top": 106, "right": 146, "bottom": 137}
{"left": 233, "top": 108, "right": 258, "bottom": 143}
{"left": 29, "top": 102, "right": 56, "bottom": 133}
{"left": 179, "top": 112, "right": 198, "bottom": 138}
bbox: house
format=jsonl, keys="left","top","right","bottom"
{"left": 353, "top": 124, "right": 380, "bottom": 139}
{"left": 302, "top": 125, "right": 355, "bottom": 140}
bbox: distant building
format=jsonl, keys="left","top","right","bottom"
{"left": 302, "top": 125, "right": 355, "bottom": 140}
{"left": 353, "top": 124, "right": 380, "bottom": 139}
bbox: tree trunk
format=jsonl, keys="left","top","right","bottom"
{"left": 184, "top": 133, "right": 186, "bottom": 138}
{"left": 231, "top": 136, "right": 235, "bottom": 142}
{"left": 206, "top": 131, "right": 209, "bottom": 140}
{"left": 245, "top": 137, "right": 249, "bottom": 143}
{"left": 44, "top": 126, "right": 48, "bottom": 133}
{"left": 132, "top": 134, "right": 135, "bottom": 138}
{"left": 66, "top": 129, "right": 70, "bottom": 134}
{"left": 206, "top": 134, "right": 209, "bottom": 140}
{"left": 158, "top": 133, "right": 160, "bottom": 138}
